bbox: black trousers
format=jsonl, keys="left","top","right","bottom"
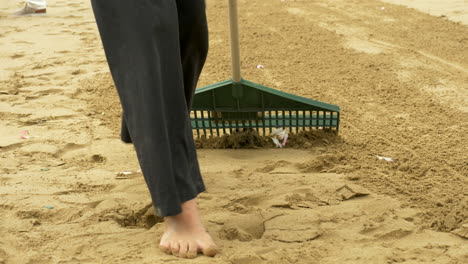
{"left": 91, "top": 0, "right": 209, "bottom": 216}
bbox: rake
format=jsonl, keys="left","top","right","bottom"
{"left": 191, "top": 0, "right": 340, "bottom": 138}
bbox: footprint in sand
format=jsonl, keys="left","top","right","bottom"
{"left": 95, "top": 202, "right": 163, "bottom": 229}
{"left": 218, "top": 213, "right": 265, "bottom": 242}
{"left": 229, "top": 188, "right": 326, "bottom": 211}
{"left": 359, "top": 216, "right": 415, "bottom": 240}
{"left": 263, "top": 211, "right": 322, "bottom": 243}
{"left": 227, "top": 193, "right": 272, "bottom": 210}
{"left": 53, "top": 143, "right": 89, "bottom": 158}
{"left": 255, "top": 160, "right": 292, "bottom": 173}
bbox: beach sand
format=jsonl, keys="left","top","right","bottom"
{"left": 382, "top": 0, "right": 468, "bottom": 25}
{"left": 0, "top": 0, "right": 467, "bottom": 263}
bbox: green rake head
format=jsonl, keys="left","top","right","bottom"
{"left": 191, "top": 0, "right": 340, "bottom": 138}
{"left": 191, "top": 79, "right": 340, "bottom": 138}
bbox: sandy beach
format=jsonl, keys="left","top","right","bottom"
{"left": 382, "top": 0, "right": 468, "bottom": 25}
{"left": 1, "top": 0, "right": 467, "bottom": 263}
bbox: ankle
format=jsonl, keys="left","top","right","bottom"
{"left": 165, "top": 199, "right": 204, "bottom": 230}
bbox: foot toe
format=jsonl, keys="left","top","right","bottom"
{"left": 159, "top": 243, "right": 171, "bottom": 255}
{"left": 170, "top": 241, "right": 180, "bottom": 257}
{"left": 178, "top": 241, "right": 189, "bottom": 258}
{"left": 187, "top": 241, "right": 198, "bottom": 259}
{"left": 202, "top": 245, "right": 219, "bottom": 257}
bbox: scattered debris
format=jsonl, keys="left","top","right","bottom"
{"left": 377, "top": 155, "right": 394, "bottom": 162}
{"left": 40, "top": 168, "right": 49, "bottom": 172}
{"left": 270, "top": 128, "right": 288, "bottom": 148}
{"left": 256, "top": 64, "right": 264, "bottom": 69}
{"left": 336, "top": 184, "right": 369, "bottom": 200}
{"left": 44, "top": 205, "right": 54, "bottom": 209}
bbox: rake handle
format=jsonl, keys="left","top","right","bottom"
{"left": 228, "top": 0, "right": 242, "bottom": 83}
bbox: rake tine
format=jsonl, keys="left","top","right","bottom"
{"left": 295, "top": 110, "right": 299, "bottom": 134}
{"left": 282, "top": 109, "right": 286, "bottom": 132}
{"left": 189, "top": 1, "right": 340, "bottom": 139}
{"left": 304, "top": 110, "right": 307, "bottom": 130}
{"left": 207, "top": 111, "right": 214, "bottom": 136}
{"left": 255, "top": 111, "right": 260, "bottom": 135}
{"left": 200, "top": 111, "right": 207, "bottom": 135}
{"left": 275, "top": 110, "right": 279, "bottom": 129}
{"left": 268, "top": 110, "right": 272, "bottom": 135}
{"left": 222, "top": 115, "right": 227, "bottom": 135}
{"left": 194, "top": 110, "right": 200, "bottom": 138}
{"left": 213, "top": 111, "right": 220, "bottom": 137}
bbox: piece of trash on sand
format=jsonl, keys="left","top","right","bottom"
{"left": 336, "top": 184, "right": 369, "bottom": 200}
{"left": 451, "top": 224, "right": 468, "bottom": 239}
{"left": 20, "top": 131, "right": 32, "bottom": 139}
{"left": 270, "top": 128, "right": 289, "bottom": 148}
{"left": 19, "top": 130, "right": 38, "bottom": 139}
{"left": 381, "top": 7, "right": 385, "bottom": 11}
{"left": 256, "top": 64, "right": 264, "bottom": 69}
{"left": 115, "top": 170, "right": 142, "bottom": 179}
{"left": 377, "top": 155, "right": 394, "bottom": 162}
{"left": 40, "top": 168, "right": 49, "bottom": 172}
{"left": 44, "top": 205, "right": 54, "bottom": 209}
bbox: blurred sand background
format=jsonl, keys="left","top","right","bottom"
{"left": 382, "top": 0, "right": 468, "bottom": 25}
{"left": 0, "top": 0, "right": 467, "bottom": 263}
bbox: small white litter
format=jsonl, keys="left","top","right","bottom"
{"left": 19, "top": 131, "right": 37, "bottom": 139}
{"left": 115, "top": 170, "right": 142, "bottom": 179}
{"left": 377, "top": 155, "right": 394, "bottom": 162}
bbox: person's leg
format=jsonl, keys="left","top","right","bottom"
{"left": 119, "top": 0, "right": 209, "bottom": 144}
{"left": 90, "top": 0, "right": 216, "bottom": 257}
{"left": 158, "top": 0, "right": 217, "bottom": 258}
{"left": 177, "top": 0, "right": 209, "bottom": 109}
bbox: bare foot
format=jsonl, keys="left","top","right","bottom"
{"left": 159, "top": 199, "right": 218, "bottom": 258}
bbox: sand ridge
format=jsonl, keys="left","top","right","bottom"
{"left": 0, "top": 0, "right": 467, "bottom": 263}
